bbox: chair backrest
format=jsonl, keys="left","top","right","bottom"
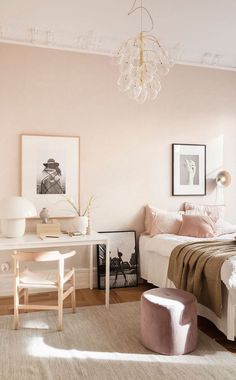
{"left": 12, "top": 250, "right": 76, "bottom": 263}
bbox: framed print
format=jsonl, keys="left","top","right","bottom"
{"left": 97, "top": 230, "right": 138, "bottom": 289}
{"left": 172, "top": 143, "right": 206, "bottom": 196}
{"left": 21, "top": 134, "right": 80, "bottom": 217}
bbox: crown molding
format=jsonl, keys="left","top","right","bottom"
{"left": 0, "top": 24, "right": 114, "bottom": 55}
{"left": 0, "top": 24, "right": 235, "bottom": 72}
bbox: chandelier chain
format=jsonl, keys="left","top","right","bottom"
{"left": 128, "top": 0, "right": 154, "bottom": 33}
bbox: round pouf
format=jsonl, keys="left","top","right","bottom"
{"left": 141, "top": 288, "right": 198, "bottom": 355}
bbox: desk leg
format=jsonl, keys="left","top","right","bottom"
{"left": 105, "top": 240, "right": 110, "bottom": 308}
{"left": 89, "top": 245, "right": 93, "bottom": 290}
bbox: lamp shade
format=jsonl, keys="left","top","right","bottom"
{"left": 0, "top": 196, "right": 37, "bottom": 219}
{"left": 216, "top": 171, "right": 231, "bottom": 188}
{"left": 0, "top": 197, "right": 37, "bottom": 238}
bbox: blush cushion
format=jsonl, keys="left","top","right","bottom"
{"left": 144, "top": 205, "right": 158, "bottom": 234}
{"left": 150, "top": 211, "right": 182, "bottom": 237}
{"left": 178, "top": 214, "right": 215, "bottom": 238}
{"left": 183, "top": 202, "right": 236, "bottom": 236}
{"left": 144, "top": 205, "right": 182, "bottom": 237}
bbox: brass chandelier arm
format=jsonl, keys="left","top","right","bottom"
{"left": 144, "top": 35, "right": 162, "bottom": 48}
{"left": 128, "top": 0, "right": 154, "bottom": 33}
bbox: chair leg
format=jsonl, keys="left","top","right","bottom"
{"left": 13, "top": 288, "right": 19, "bottom": 330}
{"left": 24, "top": 289, "right": 29, "bottom": 304}
{"left": 23, "top": 288, "right": 29, "bottom": 313}
{"left": 71, "top": 268, "right": 76, "bottom": 313}
{"left": 58, "top": 286, "right": 64, "bottom": 331}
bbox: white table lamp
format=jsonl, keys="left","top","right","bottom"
{"left": 0, "top": 196, "right": 37, "bottom": 238}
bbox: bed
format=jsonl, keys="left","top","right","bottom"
{"left": 139, "top": 233, "right": 236, "bottom": 340}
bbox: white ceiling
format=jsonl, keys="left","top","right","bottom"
{"left": 0, "top": 0, "right": 236, "bottom": 70}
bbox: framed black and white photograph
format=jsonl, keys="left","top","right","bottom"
{"left": 97, "top": 230, "right": 138, "bottom": 289}
{"left": 172, "top": 143, "right": 206, "bottom": 196}
{"left": 21, "top": 134, "right": 80, "bottom": 216}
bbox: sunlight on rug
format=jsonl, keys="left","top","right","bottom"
{"left": 27, "top": 334, "right": 233, "bottom": 365}
{"left": 0, "top": 302, "right": 236, "bottom": 380}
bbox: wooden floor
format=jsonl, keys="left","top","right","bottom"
{"left": 0, "top": 284, "right": 236, "bottom": 354}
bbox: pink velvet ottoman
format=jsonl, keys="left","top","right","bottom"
{"left": 141, "top": 288, "right": 198, "bottom": 355}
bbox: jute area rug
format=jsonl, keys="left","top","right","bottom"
{"left": 0, "top": 301, "right": 236, "bottom": 380}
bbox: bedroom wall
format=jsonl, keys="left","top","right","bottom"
{"left": 0, "top": 42, "right": 235, "bottom": 290}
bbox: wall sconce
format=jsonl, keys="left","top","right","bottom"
{"left": 216, "top": 170, "right": 231, "bottom": 204}
{"left": 216, "top": 170, "right": 231, "bottom": 188}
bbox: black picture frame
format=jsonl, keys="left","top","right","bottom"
{"left": 172, "top": 143, "right": 206, "bottom": 196}
{"left": 97, "top": 230, "right": 138, "bottom": 289}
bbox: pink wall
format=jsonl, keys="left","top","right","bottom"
{"left": 0, "top": 42, "right": 236, "bottom": 234}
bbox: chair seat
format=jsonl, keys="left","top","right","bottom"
{"left": 19, "top": 269, "right": 59, "bottom": 288}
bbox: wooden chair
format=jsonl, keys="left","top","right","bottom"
{"left": 12, "top": 249, "right": 76, "bottom": 331}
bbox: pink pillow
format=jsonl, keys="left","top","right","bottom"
{"left": 184, "top": 202, "right": 225, "bottom": 222}
{"left": 178, "top": 214, "right": 215, "bottom": 238}
{"left": 144, "top": 205, "right": 157, "bottom": 234}
{"left": 150, "top": 210, "right": 182, "bottom": 237}
{"left": 144, "top": 205, "right": 182, "bottom": 236}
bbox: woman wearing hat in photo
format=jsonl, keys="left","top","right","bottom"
{"left": 38, "top": 158, "right": 65, "bottom": 194}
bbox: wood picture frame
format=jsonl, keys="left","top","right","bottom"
{"left": 97, "top": 230, "right": 138, "bottom": 289}
{"left": 21, "top": 134, "right": 80, "bottom": 217}
{"left": 172, "top": 143, "right": 206, "bottom": 196}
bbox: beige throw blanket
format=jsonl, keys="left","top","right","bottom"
{"left": 167, "top": 240, "right": 236, "bottom": 317}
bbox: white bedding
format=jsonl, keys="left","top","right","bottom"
{"left": 139, "top": 233, "right": 236, "bottom": 339}
{"left": 140, "top": 233, "right": 236, "bottom": 290}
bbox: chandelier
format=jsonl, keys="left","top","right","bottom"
{"left": 114, "top": 0, "right": 173, "bottom": 104}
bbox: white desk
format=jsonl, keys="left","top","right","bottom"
{"left": 0, "top": 231, "right": 110, "bottom": 307}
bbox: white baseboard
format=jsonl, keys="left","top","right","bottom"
{"left": 0, "top": 268, "right": 98, "bottom": 297}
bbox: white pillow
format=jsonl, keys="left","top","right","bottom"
{"left": 215, "top": 219, "right": 236, "bottom": 236}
